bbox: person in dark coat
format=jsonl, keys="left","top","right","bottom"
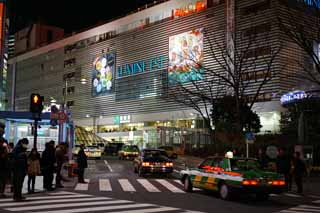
{"left": 12, "top": 138, "right": 29, "bottom": 201}
{"left": 41, "top": 141, "right": 56, "bottom": 191}
{"left": 276, "top": 147, "right": 292, "bottom": 191}
{"left": 77, "top": 144, "right": 88, "bottom": 183}
{"left": 293, "top": 152, "right": 307, "bottom": 194}
{"left": 0, "top": 138, "right": 8, "bottom": 198}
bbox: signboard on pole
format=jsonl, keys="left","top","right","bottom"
{"left": 245, "top": 132, "right": 255, "bottom": 144}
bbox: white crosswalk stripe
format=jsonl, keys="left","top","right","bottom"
{"left": 156, "top": 179, "right": 185, "bottom": 193}
{"left": 137, "top": 179, "right": 160, "bottom": 192}
{"left": 279, "top": 205, "right": 320, "bottom": 213}
{"left": 119, "top": 179, "right": 136, "bottom": 192}
{"left": 74, "top": 179, "right": 90, "bottom": 191}
{"left": 99, "top": 178, "right": 112, "bottom": 191}
{"left": 0, "top": 191, "right": 205, "bottom": 213}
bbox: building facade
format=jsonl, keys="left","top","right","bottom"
{"left": 7, "top": 0, "right": 311, "bottom": 148}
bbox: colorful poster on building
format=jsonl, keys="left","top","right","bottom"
{"left": 168, "top": 28, "right": 204, "bottom": 84}
{"left": 92, "top": 52, "right": 115, "bottom": 97}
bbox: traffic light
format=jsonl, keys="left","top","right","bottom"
{"left": 30, "top": 93, "right": 44, "bottom": 114}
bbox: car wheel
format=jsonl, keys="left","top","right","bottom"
{"left": 184, "top": 176, "right": 193, "bottom": 192}
{"left": 219, "top": 183, "right": 231, "bottom": 200}
{"left": 256, "top": 193, "right": 269, "bottom": 201}
{"left": 138, "top": 167, "right": 144, "bottom": 177}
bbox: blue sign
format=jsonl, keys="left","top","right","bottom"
{"left": 280, "top": 90, "right": 307, "bottom": 105}
{"left": 246, "top": 132, "right": 254, "bottom": 141}
{"left": 117, "top": 55, "right": 165, "bottom": 78}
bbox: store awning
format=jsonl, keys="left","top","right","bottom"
{"left": 75, "top": 125, "right": 108, "bottom": 145}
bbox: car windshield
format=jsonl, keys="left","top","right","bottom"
{"left": 86, "top": 146, "right": 98, "bottom": 149}
{"left": 143, "top": 150, "right": 167, "bottom": 158}
{"left": 230, "top": 159, "right": 260, "bottom": 171}
{"left": 123, "top": 146, "right": 139, "bottom": 152}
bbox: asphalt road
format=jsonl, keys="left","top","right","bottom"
{"left": 1, "top": 157, "right": 320, "bottom": 213}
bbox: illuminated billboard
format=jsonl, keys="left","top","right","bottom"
{"left": 92, "top": 52, "right": 115, "bottom": 97}
{"left": 168, "top": 28, "right": 204, "bottom": 84}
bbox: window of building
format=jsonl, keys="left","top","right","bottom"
{"left": 244, "top": 46, "right": 271, "bottom": 59}
{"left": 67, "top": 100, "right": 74, "bottom": 107}
{"left": 241, "top": 0, "right": 270, "bottom": 16}
{"left": 241, "top": 70, "right": 271, "bottom": 81}
{"left": 242, "top": 23, "right": 271, "bottom": 37}
{"left": 62, "top": 86, "right": 75, "bottom": 95}
{"left": 64, "top": 58, "right": 76, "bottom": 68}
{"left": 63, "top": 72, "right": 75, "bottom": 80}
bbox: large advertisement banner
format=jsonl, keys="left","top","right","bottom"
{"left": 92, "top": 52, "right": 115, "bottom": 97}
{"left": 168, "top": 28, "right": 204, "bottom": 84}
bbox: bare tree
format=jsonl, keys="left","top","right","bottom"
{"left": 278, "top": 0, "right": 320, "bottom": 86}
{"left": 166, "top": 25, "right": 281, "bottom": 145}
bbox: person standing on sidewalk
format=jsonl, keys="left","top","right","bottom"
{"left": 293, "top": 151, "right": 307, "bottom": 194}
{"left": 41, "top": 141, "right": 56, "bottom": 191}
{"left": 276, "top": 147, "right": 292, "bottom": 191}
{"left": 27, "top": 148, "right": 40, "bottom": 194}
{"left": 0, "top": 138, "right": 8, "bottom": 198}
{"left": 12, "top": 138, "right": 29, "bottom": 201}
{"left": 77, "top": 144, "right": 88, "bottom": 183}
{"left": 55, "top": 143, "right": 66, "bottom": 188}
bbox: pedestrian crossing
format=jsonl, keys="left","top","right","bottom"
{"left": 0, "top": 191, "right": 206, "bottom": 213}
{"left": 276, "top": 202, "right": 320, "bottom": 213}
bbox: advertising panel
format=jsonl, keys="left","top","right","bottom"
{"left": 92, "top": 52, "right": 115, "bottom": 97}
{"left": 168, "top": 28, "right": 204, "bottom": 84}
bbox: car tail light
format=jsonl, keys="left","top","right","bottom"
{"left": 242, "top": 179, "right": 258, "bottom": 185}
{"left": 165, "top": 162, "right": 173, "bottom": 167}
{"left": 271, "top": 180, "right": 285, "bottom": 186}
{"left": 142, "top": 162, "right": 150, "bottom": 167}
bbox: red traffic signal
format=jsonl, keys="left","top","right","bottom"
{"left": 30, "top": 94, "right": 44, "bottom": 114}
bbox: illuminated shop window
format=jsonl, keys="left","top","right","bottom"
{"left": 174, "top": 0, "right": 206, "bottom": 18}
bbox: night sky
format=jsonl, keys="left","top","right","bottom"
{"left": 9, "top": 0, "right": 155, "bottom": 34}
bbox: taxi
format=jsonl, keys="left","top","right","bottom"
{"left": 84, "top": 145, "right": 102, "bottom": 159}
{"left": 180, "top": 156, "right": 286, "bottom": 200}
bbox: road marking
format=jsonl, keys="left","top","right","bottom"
{"left": 0, "top": 194, "right": 92, "bottom": 202}
{"left": 270, "top": 194, "right": 279, "bottom": 197}
{"left": 283, "top": 193, "right": 302, "bottom": 198}
{"left": 298, "top": 205, "right": 320, "bottom": 209}
{"left": 75, "top": 179, "right": 90, "bottom": 191}
{"left": 109, "top": 206, "right": 179, "bottom": 213}
{"left": 279, "top": 205, "right": 320, "bottom": 213}
{"left": 5, "top": 200, "right": 132, "bottom": 211}
{"left": 119, "top": 179, "right": 136, "bottom": 192}
{"left": 34, "top": 203, "right": 154, "bottom": 213}
{"left": 99, "top": 179, "right": 112, "bottom": 191}
{"left": 104, "top": 160, "right": 113, "bottom": 172}
{"left": 0, "top": 197, "right": 110, "bottom": 207}
{"left": 173, "top": 169, "right": 180, "bottom": 173}
{"left": 137, "top": 179, "right": 160, "bottom": 192}
{"left": 156, "top": 179, "right": 185, "bottom": 193}
{"left": 313, "top": 200, "right": 320, "bottom": 204}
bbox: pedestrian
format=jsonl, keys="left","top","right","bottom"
{"left": 7, "top": 142, "right": 14, "bottom": 193}
{"left": 41, "top": 141, "right": 56, "bottom": 191}
{"left": 292, "top": 151, "right": 307, "bottom": 194}
{"left": 258, "top": 148, "right": 269, "bottom": 170}
{"left": 55, "top": 143, "right": 66, "bottom": 188}
{"left": 276, "top": 147, "right": 292, "bottom": 191}
{"left": 27, "top": 148, "right": 40, "bottom": 194}
{"left": 0, "top": 138, "right": 9, "bottom": 198}
{"left": 12, "top": 138, "right": 29, "bottom": 201}
{"left": 77, "top": 144, "right": 88, "bottom": 183}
